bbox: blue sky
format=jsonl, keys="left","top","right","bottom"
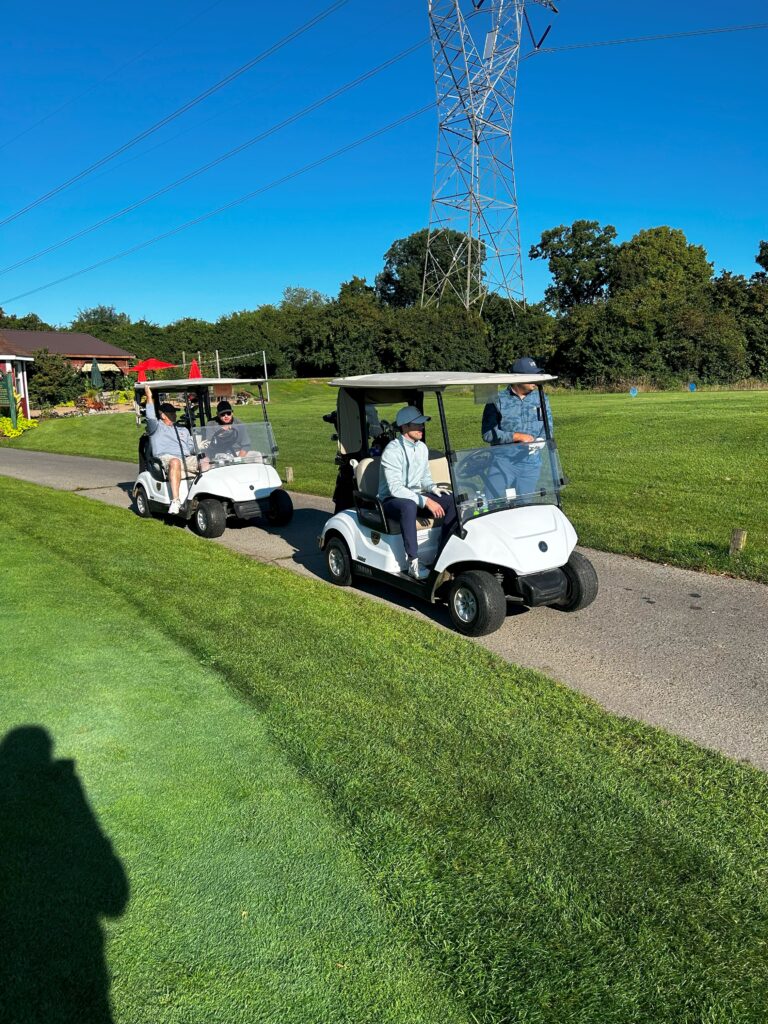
{"left": 1, "top": 0, "right": 765, "bottom": 327}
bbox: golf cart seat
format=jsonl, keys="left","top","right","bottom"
{"left": 138, "top": 434, "right": 167, "bottom": 483}
{"left": 427, "top": 450, "right": 450, "bottom": 488}
{"left": 353, "top": 458, "right": 435, "bottom": 535}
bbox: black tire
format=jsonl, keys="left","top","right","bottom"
{"left": 553, "top": 551, "right": 598, "bottom": 612}
{"left": 192, "top": 498, "right": 227, "bottom": 539}
{"left": 447, "top": 570, "right": 507, "bottom": 637}
{"left": 267, "top": 488, "right": 293, "bottom": 526}
{"left": 134, "top": 485, "right": 153, "bottom": 519}
{"left": 325, "top": 536, "right": 352, "bottom": 587}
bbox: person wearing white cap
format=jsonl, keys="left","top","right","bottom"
{"left": 377, "top": 405, "right": 457, "bottom": 580}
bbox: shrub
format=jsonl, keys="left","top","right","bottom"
{"left": 28, "top": 350, "right": 82, "bottom": 406}
{"left": 0, "top": 416, "right": 38, "bottom": 439}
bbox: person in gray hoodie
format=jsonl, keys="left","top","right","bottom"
{"left": 144, "top": 384, "right": 204, "bottom": 514}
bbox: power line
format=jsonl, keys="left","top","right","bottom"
{"left": 529, "top": 21, "right": 768, "bottom": 57}
{"left": 0, "top": 104, "right": 435, "bottom": 306}
{"left": 0, "top": 0, "right": 352, "bottom": 229}
{"left": 4, "top": 18, "right": 763, "bottom": 306}
{"left": 0, "top": 37, "right": 427, "bottom": 278}
{"left": 0, "top": 0, "right": 231, "bottom": 153}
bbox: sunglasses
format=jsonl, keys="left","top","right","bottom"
{"left": 220, "top": 410, "right": 233, "bottom": 416}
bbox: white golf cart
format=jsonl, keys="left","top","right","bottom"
{"left": 319, "top": 372, "right": 597, "bottom": 637}
{"left": 132, "top": 377, "right": 293, "bottom": 537}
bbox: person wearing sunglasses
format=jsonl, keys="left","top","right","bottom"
{"left": 206, "top": 400, "right": 251, "bottom": 458}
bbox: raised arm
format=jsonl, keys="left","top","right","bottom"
{"left": 144, "top": 384, "right": 159, "bottom": 433}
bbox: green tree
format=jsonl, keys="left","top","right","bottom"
{"left": 376, "top": 228, "right": 485, "bottom": 309}
{"left": 529, "top": 220, "right": 617, "bottom": 313}
{"left": 550, "top": 303, "right": 633, "bottom": 386}
{"left": 0, "top": 308, "right": 53, "bottom": 331}
{"left": 715, "top": 267, "right": 768, "bottom": 379}
{"left": 744, "top": 279, "right": 768, "bottom": 377}
{"left": 389, "top": 306, "right": 490, "bottom": 372}
{"left": 27, "top": 349, "right": 82, "bottom": 407}
{"left": 280, "top": 287, "right": 332, "bottom": 376}
{"left": 213, "top": 308, "right": 294, "bottom": 378}
{"left": 328, "top": 278, "right": 390, "bottom": 376}
{"left": 161, "top": 317, "right": 216, "bottom": 366}
{"left": 481, "top": 295, "right": 556, "bottom": 371}
{"left": 609, "top": 227, "right": 712, "bottom": 302}
{"left": 70, "top": 305, "right": 131, "bottom": 341}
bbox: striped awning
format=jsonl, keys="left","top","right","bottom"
{"left": 81, "top": 361, "right": 121, "bottom": 373}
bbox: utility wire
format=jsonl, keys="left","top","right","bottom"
{"left": 0, "top": 0, "right": 351, "bottom": 229}
{"left": 529, "top": 21, "right": 768, "bottom": 57}
{"left": 0, "top": 0, "right": 230, "bottom": 153}
{"left": 0, "top": 104, "right": 435, "bottom": 306}
{"left": 4, "top": 18, "right": 762, "bottom": 304}
{"left": 0, "top": 37, "right": 427, "bottom": 278}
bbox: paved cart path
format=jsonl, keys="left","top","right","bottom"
{"left": 3, "top": 448, "right": 767, "bottom": 769}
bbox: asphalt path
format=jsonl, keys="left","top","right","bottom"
{"left": 3, "top": 448, "right": 767, "bottom": 769}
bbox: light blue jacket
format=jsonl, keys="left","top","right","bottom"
{"left": 378, "top": 434, "right": 435, "bottom": 508}
{"left": 145, "top": 401, "right": 195, "bottom": 458}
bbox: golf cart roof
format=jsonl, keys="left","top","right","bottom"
{"left": 329, "top": 371, "right": 557, "bottom": 390}
{"left": 135, "top": 377, "right": 265, "bottom": 391}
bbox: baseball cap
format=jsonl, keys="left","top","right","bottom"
{"left": 395, "top": 405, "right": 430, "bottom": 427}
{"left": 158, "top": 402, "right": 177, "bottom": 421}
{"left": 511, "top": 356, "right": 545, "bottom": 375}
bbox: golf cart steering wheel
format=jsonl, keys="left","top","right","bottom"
{"left": 210, "top": 428, "right": 239, "bottom": 456}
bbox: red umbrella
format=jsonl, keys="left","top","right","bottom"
{"left": 188, "top": 359, "right": 202, "bottom": 379}
{"left": 127, "top": 357, "right": 178, "bottom": 382}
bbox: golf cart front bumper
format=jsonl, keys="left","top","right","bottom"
{"left": 510, "top": 568, "right": 568, "bottom": 606}
{"left": 232, "top": 497, "right": 270, "bottom": 519}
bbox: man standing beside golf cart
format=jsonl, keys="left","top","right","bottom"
{"left": 378, "top": 405, "right": 457, "bottom": 580}
{"left": 481, "top": 356, "right": 554, "bottom": 500}
{"left": 143, "top": 384, "right": 206, "bottom": 515}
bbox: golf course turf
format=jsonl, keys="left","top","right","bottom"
{"left": 3, "top": 477, "right": 768, "bottom": 1022}
{"left": 4, "top": 382, "right": 766, "bottom": 582}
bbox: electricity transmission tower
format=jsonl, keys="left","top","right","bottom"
{"left": 421, "top": 0, "right": 558, "bottom": 312}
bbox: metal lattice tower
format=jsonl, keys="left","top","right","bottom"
{"left": 422, "top": 0, "right": 557, "bottom": 311}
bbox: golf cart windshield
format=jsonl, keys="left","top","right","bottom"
{"left": 193, "top": 420, "right": 276, "bottom": 466}
{"left": 451, "top": 439, "right": 565, "bottom": 524}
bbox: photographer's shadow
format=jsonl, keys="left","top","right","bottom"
{"left": 0, "top": 726, "right": 129, "bottom": 1024}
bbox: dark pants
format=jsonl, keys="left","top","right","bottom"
{"left": 382, "top": 493, "right": 457, "bottom": 561}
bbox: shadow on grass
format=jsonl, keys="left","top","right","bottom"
{"left": 0, "top": 726, "right": 129, "bottom": 1024}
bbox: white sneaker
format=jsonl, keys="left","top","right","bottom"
{"left": 168, "top": 499, "right": 181, "bottom": 515}
{"left": 408, "top": 558, "right": 429, "bottom": 580}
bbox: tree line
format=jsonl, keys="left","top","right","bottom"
{"left": 3, "top": 223, "right": 766, "bottom": 391}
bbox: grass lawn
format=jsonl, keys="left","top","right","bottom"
{"left": 3, "top": 478, "right": 768, "bottom": 1022}
{"left": 1, "top": 511, "right": 467, "bottom": 1023}
{"left": 3, "top": 381, "right": 767, "bottom": 582}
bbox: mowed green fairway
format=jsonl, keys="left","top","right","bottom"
{"left": 4, "top": 382, "right": 767, "bottom": 581}
{"left": 3, "top": 478, "right": 768, "bottom": 1023}
{"left": 1, "top": 498, "right": 467, "bottom": 1024}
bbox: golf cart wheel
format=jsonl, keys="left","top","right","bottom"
{"left": 134, "top": 485, "right": 153, "bottom": 519}
{"left": 552, "top": 551, "right": 598, "bottom": 612}
{"left": 192, "top": 498, "right": 227, "bottom": 539}
{"left": 267, "top": 488, "right": 293, "bottom": 526}
{"left": 325, "top": 536, "right": 352, "bottom": 587}
{"left": 448, "top": 571, "right": 506, "bottom": 637}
